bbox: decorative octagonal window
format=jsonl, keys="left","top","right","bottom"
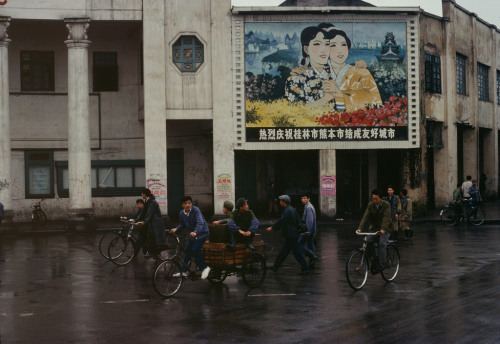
{"left": 172, "top": 35, "right": 204, "bottom": 72}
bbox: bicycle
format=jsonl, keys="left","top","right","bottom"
{"left": 440, "top": 199, "right": 485, "bottom": 226}
{"left": 153, "top": 234, "right": 267, "bottom": 298}
{"left": 345, "top": 231, "right": 400, "bottom": 290}
{"left": 31, "top": 199, "right": 47, "bottom": 228}
{"left": 106, "top": 219, "right": 179, "bottom": 265}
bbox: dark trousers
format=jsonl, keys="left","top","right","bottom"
{"left": 273, "top": 237, "right": 309, "bottom": 272}
{"left": 298, "top": 234, "right": 315, "bottom": 259}
{"left": 182, "top": 237, "right": 208, "bottom": 272}
{"left": 229, "top": 231, "right": 255, "bottom": 246}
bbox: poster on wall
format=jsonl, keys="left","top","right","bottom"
{"left": 216, "top": 173, "right": 232, "bottom": 200}
{"left": 321, "top": 175, "right": 336, "bottom": 196}
{"left": 147, "top": 179, "right": 167, "bottom": 208}
{"left": 244, "top": 21, "right": 408, "bottom": 142}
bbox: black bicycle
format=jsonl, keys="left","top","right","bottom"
{"left": 440, "top": 199, "right": 485, "bottom": 226}
{"left": 105, "top": 219, "right": 179, "bottom": 265}
{"left": 31, "top": 199, "right": 47, "bottom": 228}
{"left": 346, "top": 231, "right": 400, "bottom": 290}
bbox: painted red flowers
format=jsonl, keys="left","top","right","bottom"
{"left": 315, "top": 96, "right": 408, "bottom": 127}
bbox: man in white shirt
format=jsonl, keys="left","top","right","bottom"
{"left": 462, "top": 176, "right": 473, "bottom": 198}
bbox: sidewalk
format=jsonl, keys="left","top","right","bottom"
{"left": 2, "top": 201, "right": 500, "bottom": 235}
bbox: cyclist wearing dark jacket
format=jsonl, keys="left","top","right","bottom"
{"left": 357, "top": 189, "right": 393, "bottom": 271}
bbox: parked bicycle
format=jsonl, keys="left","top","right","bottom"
{"left": 31, "top": 199, "right": 47, "bottom": 228}
{"left": 440, "top": 199, "right": 485, "bottom": 226}
{"left": 345, "top": 231, "right": 400, "bottom": 290}
{"left": 153, "top": 233, "right": 266, "bottom": 298}
{"left": 104, "top": 219, "right": 179, "bottom": 265}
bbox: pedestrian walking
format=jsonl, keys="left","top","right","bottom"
{"left": 399, "top": 188, "right": 412, "bottom": 240}
{"left": 298, "top": 193, "right": 318, "bottom": 268}
{"left": 267, "top": 195, "right": 310, "bottom": 275}
{"left": 384, "top": 186, "right": 400, "bottom": 239}
{"left": 267, "top": 182, "right": 278, "bottom": 215}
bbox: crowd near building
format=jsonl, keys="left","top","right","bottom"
{"left": 0, "top": 0, "right": 499, "bottom": 225}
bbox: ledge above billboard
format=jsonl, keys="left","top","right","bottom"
{"left": 232, "top": 8, "right": 420, "bottom": 150}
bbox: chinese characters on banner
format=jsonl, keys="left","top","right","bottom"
{"left": 247, "top": 127, "right": 406, "bottom": 142}
{"left": 321, "top": 175, "right": 336, "bottom": 196}
{"left": 147, "top": 179, "right": 167, "bottom": 208}
{"left": 217, "top": 174, "right": 232, "bottom": 200}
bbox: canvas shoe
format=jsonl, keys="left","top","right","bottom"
{"left": 173, "top": 272, "right": 188, "bottom": 278}
{"left": 201, "top": 266, "right": 211, "bottom": 280}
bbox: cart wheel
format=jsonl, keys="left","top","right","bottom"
{"left": 207, "top": 268, "right": 229, "bottom": 284}
{"left": 242, "top": 252, "right": 266, "bottom": 288}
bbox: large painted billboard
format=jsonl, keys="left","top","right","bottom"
{"left": 244, "top": 22, "right": 408, "bottom": 143}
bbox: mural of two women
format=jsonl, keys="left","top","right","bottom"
{"left": 285, "top": 23, "right": 382, "bottom": 113}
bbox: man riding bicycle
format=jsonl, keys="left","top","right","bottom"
{"left": 357, "top": 189, "right": 393, "bottom": 273}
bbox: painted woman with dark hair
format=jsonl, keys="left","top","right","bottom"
{"left": 284, "top": 25, "right": 336, "bottom": 105}
{"left": 324, "top": 27, "right": 382, "bottom": 112}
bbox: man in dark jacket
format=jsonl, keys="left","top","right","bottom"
{"left": 137, "top": 188, "right": 166, "bottom": 256}
{"left": 266, "top": 195, "right": 310, "bottom": 275}
{"left": 357, "top": 189, "right": 393, "bottom": 272}
{"left": 227, "top": 198, "right": 259, "bottom": 251}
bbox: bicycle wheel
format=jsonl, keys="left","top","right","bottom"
{"left": 153, "top": 259, "right": 183, "bottom": 298}
{"left": 99, "top": 231, "right": 121, "bottom": 259}
{"left": 346, "top": 249, "right": 368, "bottom": 290}
{"left": 381, "top": 244, "right": 400, "bottom": 282}
{"left": 207, "top": 268, "right": 229, "bottom": 285}
{"left": 440, "top": 207, "right": 458, "bottom": 227}
{"left": 32, "top": 209, "right": 47, "bottom": 227}
{"left": 154, "top": 232, "right": 181, "bottom": 261}
{"left": 108, "top": 235, "right": 136, "bottom": 266}
{"left": 468, "top": 207, "right": 485, "bottom": 226}
{"left": 242, "top": 252, "right": 266, "bottom": 288}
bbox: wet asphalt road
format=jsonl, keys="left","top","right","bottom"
{"left": 1, "top": 222, "right": 500, "bottom": 344}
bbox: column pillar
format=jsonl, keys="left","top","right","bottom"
{"left": 65, "top": 18, "right": 93, "bottom": 221}
{"left": 143, "top": 1, "right": 168, "bottom": 214}
{"left": 212, "top": 0, "right": 234, "bottom": 215}
{"left": 0, "top": 16, "right": 13, "bottom": 221}
{"left": 319, "top": 149, "right": 336, "bottom": 219}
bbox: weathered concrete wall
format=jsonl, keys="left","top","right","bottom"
{"left": 0, "top": 0, "right": 142, "bottom": 21}
{"left": 165, "top": 0, "right": 213, "bottom": 112}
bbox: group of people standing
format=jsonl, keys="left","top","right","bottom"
{"left": 452, "top": 175, "right": 483, "bottom": 218}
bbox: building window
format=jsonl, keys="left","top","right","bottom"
{"left": 496, "top": 70, "right": 500, "bottom": 105}
{"left": 25, "top": 151, "right": 54, "bottom": 198}
{"left": 93, "top": 52, "right": 118, "bottom": 92}
{"left": 425, "top": 52, "right": 441, "bottom": 94}
{"left": 478, "top": 63, "right": 489, "bottom": 101}
{"left": 456, "top": 53, "right": 467, "bottom": 95}
{"left": 20, "top": 51, "right": 55, "bottom": 91}
{"left": 55, "top": 160, "right": 145, "bottom": 197}
{"left": 172, "top": 36, "right": 204, "bottom": 72}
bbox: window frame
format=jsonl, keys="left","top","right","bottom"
{"left": 20, "top": 50, "right": 55, "bottom": 92}
{"left": 425, "top": 52, "right": 442, "bottom": 94}
{"left": 93, "top": 51, "right": 119, "bottom": 92}
{"left": 456, "top": 53, "right": 467, "bottom": 95}
{"left": 25, "top": 151, "right": 55, "bottom": 199}
{"left": 478, "top": 62, "right": 490, "bottom": 102}
{"left": 172, "top": 35, "right": 204, "bottom": 73}
{"left": 55, "top": 160, "right": 145, "bottom": 197}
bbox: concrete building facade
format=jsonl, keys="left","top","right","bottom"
{"left": 0, "top": 0, "right": 498, "bottom": 225}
